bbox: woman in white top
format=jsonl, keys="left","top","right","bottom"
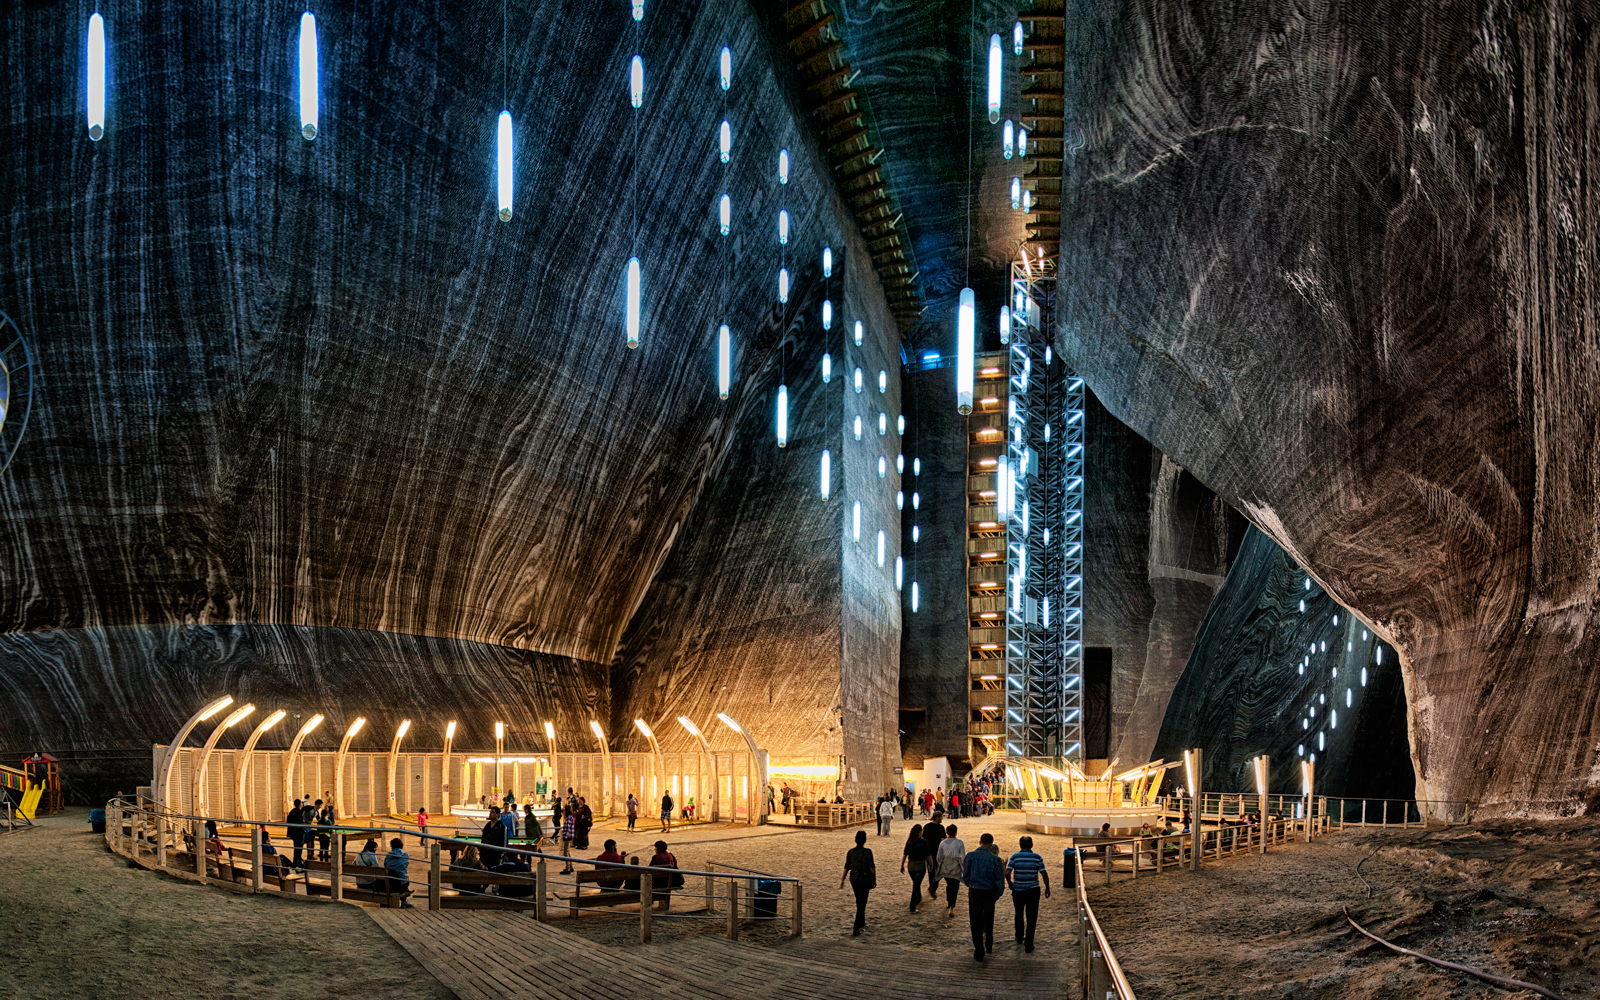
{"left": 878, "top": 797, "right": 895, "bottom": 836}
{"left": 933, "top": 824, "right": 966, "bottom": 916}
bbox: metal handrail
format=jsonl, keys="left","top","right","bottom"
{"left": 1073, "top": 849, "right": 1137, "bottom": 999}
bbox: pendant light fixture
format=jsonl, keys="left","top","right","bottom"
{"left": 1011, "top": 177, "right": 1021, "bottom": 210}
{"left": 853, "top": 367, "right": 863, "bottom": 393}
{"left": 1018, "top": 126, "right": 1028, "bottom": 156}
{"left": 820, "top": 450, "right": 831, "bottom": 500}
{"left": 719, "top": 194, "right": 731, "bottom": 235}
{"left": 956, "top": 288, "right": 975, "bottom": 413}
{"left": 630, "top": 55, "right": 645, "bottom": 108}
{"left": 778, "top": 210, "right": 789, "bottom": 245}
{"left": 719, "top": 46, "right": 731, "bottom": 90}
{"left": 896, "top": 490, "right": 904, "bottom": 510}
{"left": 1022, "top": 188, "right": 1032, "bottom": 213}
{"left": 776, "top": 385, "right": 788, "bottom": 448}
{"left": 86, "top": 13, "right": 106, "bottom": 140}
{"left": 1003, "top": 120, "right": 1014, "bottom": 159}
{"left": 1013, "top": 21, "right": 1023, "bottom": 54}
{"left": 777, "top": 267, "right": 789, "bottom": 303}
{"left": 778, "top": 149, "right": 789, "bottom": 184}
{"left": 999, "top": 304, "right": 1011, "bottom": 345}
{"left": 852, "top": 501, "right": 861, "bottom": 543}
{"left": 823, "top": 247, "right": 833, "bottom": 277}
{"left": 625, "top": 257, "right": 641, "bottom": 347}
{"left": 911, "top": 581, "right": 919, "bottom": 612}
{"left": 986, "top": 33, "right": 1002, "bottom": 123}
{"left": 876, "top": 530, "right": 886, "bottom": 566}
{"left": 853, "top": 320, "right": 863, "bottom": 346}
{"left": 718, "top": 325, "right": 731, "bottom": 399}
{"left": 719, "top": 120, "right": 732, "bottom": 162}
{"left": 822, "top": 299, "right": 832, "bottom": 329}
{"left": 821, "top": 353, "right": 832, "bottom": 382}
{"left": 895, "top": 556, "right": 903, "bottom": 590}
{"left": 298, "top": 12, "right": 318, "bottom": 140}
{"left": 496, "top": 111, "right": 513, "bottom": 221}
{"left": 632, "top": 0, "right": 644, "bottom": 20}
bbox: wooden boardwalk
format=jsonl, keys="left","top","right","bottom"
{"left": 369, "top": 910, "right": 1068, "bottom": 1000}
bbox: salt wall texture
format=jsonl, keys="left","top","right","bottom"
{"left": 1056, "top": 0, "right": 1600, "bottom": 814}
{"left": 0, "top": 0, "right": 902, "bottom": 793}
{"left": 0, "top": 624, "right": 595, "bottom": 800}
{"left": 1153, "top": 528, "right": 1414, "bottom": 802}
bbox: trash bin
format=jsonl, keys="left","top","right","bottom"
{"left": 89, "top": 808, "right": 106, "bottom": 833}
{"left": 1061, "top": 847, "right": 1078, "bottom": 889}
{"left": 753, "top": 878, "right": 780, "bottom": 919}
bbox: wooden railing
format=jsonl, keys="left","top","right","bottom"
{"left": 104, "top": 797, "right": 801, "bottom": 942}
{"left": 1157, "top": 793, "right": 1473, "bottom": 828}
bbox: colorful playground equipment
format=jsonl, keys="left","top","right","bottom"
{"left": 20, "top": 753, "right": 62, "bottom": 817}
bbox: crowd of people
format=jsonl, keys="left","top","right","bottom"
{"left": 842, "top": 821, "right": 1051, "bottom": 960}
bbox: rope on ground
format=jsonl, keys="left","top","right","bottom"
{"left": 1354, "top": 847, "right": 1382, "bottom": 898}
{"left": 1342, "top": 908, "right": 1573, "bottom": 1000}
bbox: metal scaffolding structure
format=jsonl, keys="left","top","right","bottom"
{"left": 1002, "top": 257, "right": 1084, "bottom": 763}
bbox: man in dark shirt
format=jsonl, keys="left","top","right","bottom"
{"left": 284, "top": 799, "right": 307, "bottom": 869}
{"left": 962, "top": 832, "right": 1006, "bottom": 961}
{"left": 594, "top": 838, "right": 627, "bottom": 889}
{"left": 481, "top": 806, "right": 508, "bottom": 869}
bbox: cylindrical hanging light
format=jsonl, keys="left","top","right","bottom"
{"left": 87, "top": 13, "right": 106, "bottom": 141}
{"left": 895, "top": 555, "right": 903, "bottom": 589}
{"left": 852, "top": 501, "right": 861, "bottom": 542}
{"left": 719, "top": 120, "right": 731, "bottom": 163}
{"left": 876, "top": 530, "right": 886, "bottom": 566}
{"left": 625, "top": 257, "right": 642, "bottom": 348}
{"left": 822, "top": 299, "right": 832, "bottom": 330}
{"left": 632, "top": 0, "right": 644, "bottom": 20}
{"left": 896, "top": 453, "right": 904, "bottom": 472}
{"left": 777, "top": 267, "right": 789, "bottom": 303}
{"left": 778, "top": 149, "right": 789, "bottom": 184}
{"left": 630, "top": 55, "right": 644, "bottom": 108}
{"left": 1011, "top": 177, "right": 1021, "bottom": 210}
{"left": 999, "top": 305, "right": 1011, "bottom": 345}
{"left": 956, "top": 287, "right": 975, "bottom": 413}
{"left": 298, "top": 11, "right": 318, "bottom": 140}
{"left": 820, "top": 450, "right": 831, "bottom": 500}
{"left": 778, "top": 210, "right": 789, "bottom": 245}
{"left": 897, "top": 415, "right": 905, "bottom": 434}
{"left": 1013, "top": 20, "right": 1023, "bottom": 54}
{"left": 987, "top": 33, "right": 1002, "bottom": 123}
{"left": 776, "top": 385, "right": 788, "bottom": 448}
{"left": 853, "top": 415, "right": 862, "bottom": 439}
{"left": 997, "top": 454, "right": 1010, "bottom": 516}
{"left": 497, "top": 111, "right": 513, "bottom": 221}
{"left": 719, "top": 194, "right": 731, "bottom": 236}
{"left": 878, "top": 455, "right": 887, "bottom": 477}
{"left": 1003, "top": 119, "right": 1014, "bottom": 159}
{"left": 878, "top": 370, "right": 888, "bottom": 393}
{"left": 719, "top": 46, "right": 731, "bottom": 91}
{"left": 854, "top": 320, "right": 864, "bottom": 346}
{"left": 821, "top": 353, "right": 832, "bottom": 382}
{"left": 1018, "top": 127, "right": 1028, "bottom": 156}
{"left": 914, "top": 458, "right": 921, "bottom": 475}
{"left": 1022, "top": 188, "right": 1032, "bottom": 213}
{"left": 878, "top": 413, "right": 887, "bottom": 435}
{"left": 911, "top": 581, "right": 919, "bottom": 611}
{"left": 912, "top": 491, "right": 920, "bottom": 509}
{"left": 896, "top": 491, "right": 904, "bottom": 510}
{"left": 823, "top": 247, "right": 833, "bottom": 277}
{"left": 717, "top": 324, "right": 731, "bottom": 399}
{"left": 853, "top": 368, "right": 862, "bottom": 393}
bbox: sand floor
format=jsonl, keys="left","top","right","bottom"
{"left": 0, "top": 809, "right": 451, "bottom": 1000}
{"left": 1093, "top": 818, "right": 1600, "bottom": 999}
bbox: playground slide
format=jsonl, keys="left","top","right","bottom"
{"left": 18, "top": 784, "right": 42, "bottom": 820}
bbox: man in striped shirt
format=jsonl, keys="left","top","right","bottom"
{"left": 1005, "top": 835, "right": 1050, "bottom": 952}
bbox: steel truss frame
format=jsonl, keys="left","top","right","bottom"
{"left": 1002, "top": 261, "right": 1084, "bottom": 763}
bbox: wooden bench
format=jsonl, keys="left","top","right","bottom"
{"left": 301, "top": 859, "right": 411, "bottom": 907}
{"left": 438, "top": 868, "right": 542, "bottom": 910}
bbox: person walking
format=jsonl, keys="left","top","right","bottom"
{"left": 574, "top": 797, "right": 592, "bottom": 850}
{"left": 559, "top": 804, "right": 576, "bottom": 874}
{"left": 900, "top": 823, "right": 929, "bottom": 912}
{"left": 877, "top": 797, "right": 894, "bottom": 837}
{"left": 659, "top": 792, "right": 674, "bottom": 833}
{"left": 1005, "top": 835, "right": 1049, "bottom": 952}
{"left": 933, "top": 823, "right": 965, "bottom": 917}
{"left": 962, "top": 832, "right": 1006, "bottom": 961}
{"left": 839, "top": 829, "right": 876, "bottom": 936}
{"left": 626, "top": 793, "right": 638, "bottom": 832}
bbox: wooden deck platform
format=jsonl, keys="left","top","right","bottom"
{"left": 369, "top": 910, "right": 1068, "bottom": 1000}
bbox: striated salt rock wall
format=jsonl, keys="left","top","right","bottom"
{"left": 1056, "top": 0, "right": 1600, "bottom": 814}
{"left": 1154, "top": 527, "right": 1415, "bottom": 801}
{"left": 0, "top": 0, "right": 904, "bottom": 790}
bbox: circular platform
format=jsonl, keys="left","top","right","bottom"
{"left": 1023, "top": 804, "right": 1164, "bottom": 836}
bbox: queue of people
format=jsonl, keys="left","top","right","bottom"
{"left": 845, "top": 821, "right": 1051, "bottom": 960}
